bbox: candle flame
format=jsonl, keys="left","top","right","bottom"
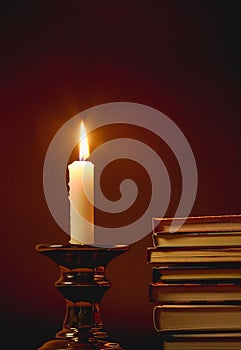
{"left": 79, "top": 121, "right": 90, "bottom": 160}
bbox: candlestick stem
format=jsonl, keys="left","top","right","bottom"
{"left": 36, "top": 244, "right": 129, "bottom": 349}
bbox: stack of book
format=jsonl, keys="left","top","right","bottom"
{"left": 147, "top": 214, "right": 241, "bottom": 349}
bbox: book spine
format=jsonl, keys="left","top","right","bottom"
{"left": 152, "top": 267, "right": 162, "bottom": 282}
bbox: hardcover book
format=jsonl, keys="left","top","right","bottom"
{"left": 152, "top": 264, "right": 241, "bottom": 282}
{"left": 153, "top": 304, "right": 241, "bottom": 333}
{"left": 147, "top": 246, "right": 241, "bottom": 263}
{"left": 160, "top": 332, "right": 241, "bottom": 350}
{"left": 152, "top": 214, "right": 241, "bottom": 234}
{"left": 153, "top": 231, "right": 241, "bottom": 248}
{"left": 149, "top": 282, "right": 241, "bottom": 303}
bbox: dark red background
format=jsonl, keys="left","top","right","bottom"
{"left": 1, "top": 2, "right": 241, "bottom": 349}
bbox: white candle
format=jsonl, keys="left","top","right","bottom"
{"left": 68, "top": 121, "right": 94, "bottom": 245}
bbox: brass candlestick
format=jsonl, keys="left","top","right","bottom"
{"left": 36, "top": 244, "right": 129, "bottom": 349}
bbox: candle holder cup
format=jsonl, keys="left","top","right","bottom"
{"left": 36, "top": 244, "right": 129, "bottom": 349}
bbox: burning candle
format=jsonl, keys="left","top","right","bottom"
{"left": 68, "top": 121, "right": 94, "bottom": 245}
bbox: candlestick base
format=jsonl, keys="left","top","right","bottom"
{"left": 36, "top": 244, "right": 129, "bottom": 350}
